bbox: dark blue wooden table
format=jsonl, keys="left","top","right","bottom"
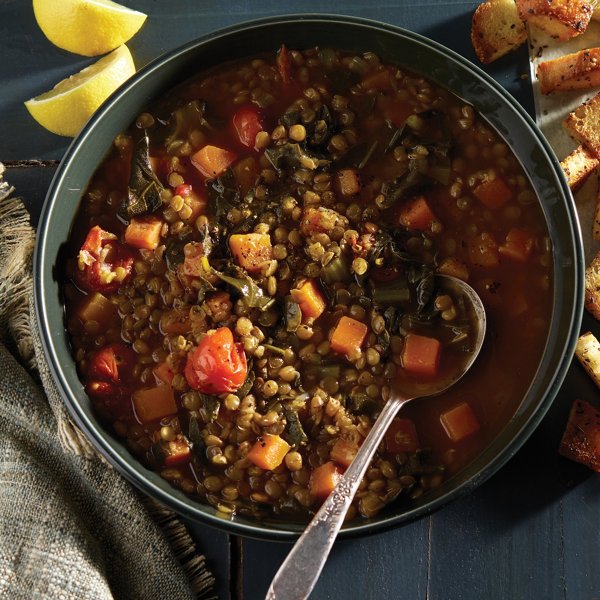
{"left": 2, "top": 1, "right": 599, "bottom": 598}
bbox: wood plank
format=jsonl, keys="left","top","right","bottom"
{"left": 242, "top": 517, "right": 430, "bottom": 599}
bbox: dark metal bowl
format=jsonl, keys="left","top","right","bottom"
{"left": 34, "top": 14, "right": 584, "bottom": 540}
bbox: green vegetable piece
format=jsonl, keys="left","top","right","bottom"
{"left": 285, "top": 296, "right": 302, "bottom": 332}
{"left": 119, "top": 132, "right": 164, "bottom": 220}
{"left": 200, "top": 394, "right": 220, "bottom": 423}
{"left": 372, "top": 277, "right": 411, "bottom": 307}
{"left": 187, "top": 418, "right": 207, "bottom": 462}
{"left": 283, "top": 409, "right": 308, "bottom": 447}
{"left": 212, "top": 266, "right": 274, "bottom": 311}
{"left": 321, "top": 254, "right": 351, "bottom": 284}
{"left": 236, "top": 363, "right": 255, "bottom": 400}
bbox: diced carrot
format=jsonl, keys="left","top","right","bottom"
{"left": 362, "top": 69, "right": 393, "bottom": 92}
{"left": 437, "top": 257, "right": 470, "bottom": 281}
{"left": 229, "top": 233, "right": 273, "bottom": 273}
{"left": 440, "top": 402, "right": 480, "bottom": 442}
{"left": 402, "top": 334, "right": 441, "bottom": 377}
{"left": 75, "top": 292, "right": 116, "bottom": 324}
{"left": 246, "top": 434, "right": 291, "bottom": 471}
{"left": 399, "top": 196, "right": 436, "bottom": 231}
{"left": 337, "top": 169, "right": 361, "bottom": 196}
{"left": 473, "top": 176, "right": 513, "bottom": 209}
{"left": 232, "top": 156, "right": 260, "bottom": 196}
{"left": 559, "top": 399, "right": 600, "bottom": 472}
{"left": 330, "top": 316, "right": 369, "bottom": 355}
{"left": 133, "top": 385, "right": 177, "bottom": 423}
{"left": 309, "top": 461, "right": 343, "bottom": 500}
{"left": 164, "top": 439, "right": 192, "bottom": 466}
{"left": 498, "top": 228, "right": 534, "bottom": 262}
{"left": 377, "top": 95, "right": 413, "bottom": 127}
{"left": 291, "top": 279, "right": 327, "bottom": 321}
{"left": 160, "top": 308, "right": 191, "bottom": 335}
{"left": 191, "top": 145, "right": 237, "bottom": 179}
{"left": 330, "top": 439, "right": 358, "bottom": 468}
{"left": 153, "top": 361, "right": 174, "bottom": 385}
{"left": 385, "top": 418, "right": 420, "bottom": 453}
{"left": 469, "top": 232, "right": 499, "bottom": 268}
{"left": 124, "top": 216, "right": 163, "bottom": 250}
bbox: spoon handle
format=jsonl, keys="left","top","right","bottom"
{"left": 266, "top": 394, "right": 406, "bottom": 600}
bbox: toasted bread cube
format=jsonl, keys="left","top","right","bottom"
{"left": 585, "top": 251, "right": 600, "bottom": 320}
{"left": 471, "top": 0, "right": 527, "bottom": 64}
{"left": 558, "top": 399, "right": 600, "bottom": 472}
{"left": 538, "top": 48, "right": 600, "bottom": 94}
{"left": 575, "top": 332, "right": 600, "bottom": 389}
{"left": 516, "top": 0, "right": 593, "bottom": 40}
{"left": 560, "top": 145, "right": 599, "bottom": 191}
{"left": 594, "top": 184, "right": 600, "bottom": 241}
{"left": 564, "top": 92, "right": 600, "bottom": 159}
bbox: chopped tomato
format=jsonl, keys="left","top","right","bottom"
{"left": 174, "top": 183, "right": 193, "bottom": 197}
{"left": 184, "top": 327, "right": 247, "bottom": 394}
{"left": 233, "top": 105, "right": 263, "bottom": 149}
{"left": 164, "top": 438, "right": 192, "bottom": 466}
{"left": 276, "top": 44, "right": 292, "bottom": 85}
{"left": 88, "top": 343, "right": 136, "bottom": 384}
{"left": 76, "top": 226, "right": 134, "bottom": 294}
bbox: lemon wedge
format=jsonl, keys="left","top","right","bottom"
{"left": 24, "top": 45, "right": 136, "bottom": 137}
{"left": 33, "top": 0, "right": 147, "bottom": 57}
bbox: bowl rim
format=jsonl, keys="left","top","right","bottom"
{"left": 34, "top": 12, "right": 584, "bottom": 541}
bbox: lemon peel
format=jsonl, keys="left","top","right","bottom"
{"left": 24, "top": 45, "right": 136, "bottom": 137}
{"left": 33, "top": 0, "right": 147, "bottom": 57}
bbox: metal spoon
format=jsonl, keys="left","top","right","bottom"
{"left": 266, "top": 275, "right": 486, "bottom": 600}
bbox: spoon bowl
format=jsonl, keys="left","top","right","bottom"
{"left": 267, "top": 275, "right": 487, "bottom": 600}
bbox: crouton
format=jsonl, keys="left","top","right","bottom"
{"left": 516, "top": 0, "right": 593, "bottom": 40}
{"left": 585, "top": 251, "right": 600, "bottom": 320}
{"left": 537, "top": 48, "right": 600, "bottom": 94}
{"left": 563, "top": 92, "right": 600, "bottom": 158}
{"left": 595, "top": 183, "right": 600, "bottom": 241}
{"left": 558, "top": 399, "right": 600, "bottom": 472}
{"left": 471, "top": 0, "right": 528, "bottom": 64}
{"left": 575, "top": 332, "right": 600, "bottom": 389}
{"left": 560, "top": 145, "right": 599, "bottom": 191}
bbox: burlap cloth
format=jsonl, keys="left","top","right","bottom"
{"left": 0, "top": 164, "right": 216, "bottom": 600}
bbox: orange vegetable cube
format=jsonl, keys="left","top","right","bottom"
{"left": 330, "top": 316, "right": 369, "bottom": 355}
{"left": 125, "top": 215, "right": 163, "bottom": 250}
{"left": 330, "top": 439, "right": 358, "bottom": 468}
{"left": 440, "top": 402, "right": 480, "bottom": 442}
{"left": 437, "top": 257, "right": 469, "bottom": 281}
{"left": 133, "top": 385, "right": 177, "bottom": 423}
{"left": 309, "top": 461, "right": 343, "bottom": 500}
{"left": 75, "top": 292, "right": 116, "bottom": 324}
{"left": 291, "top": 279, "right": 327, "bottom": 321}
{"left": 229, "top": 233, "right": 273, "bottom": 273}
{"left": 402, "top": 334, "right": 441, "bottom": 377}
{"left": 336, "top": 169, "right": 361, "bottom": 196}
{"left": 153, "top": 362, "right": 174, "bottom": 385}
{"left": 498, "top": 228, "right": 534, "bottom": 262}
{"left": 191, "top": 144, "right": 237, "bottom": 179}
{"left": 469, "top": 232, "right": 500, "bottom": 268}
{"left": 399, "top": 195, "right": 436, "bottom": 231}
{"left": 385, "top": 418, "right": 420, "bottom": 453}
{"left": 559, "top": 399, "right": 600, "bottom": 472}
{"left": 247, "top": 434, "right": 291, "bottom": 471}
{"left": 473, "top": 176, "right": 513, "bottom": 209}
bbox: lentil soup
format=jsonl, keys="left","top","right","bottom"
{"left": 63, "top": 46, "right": 553, "bottom": 522}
